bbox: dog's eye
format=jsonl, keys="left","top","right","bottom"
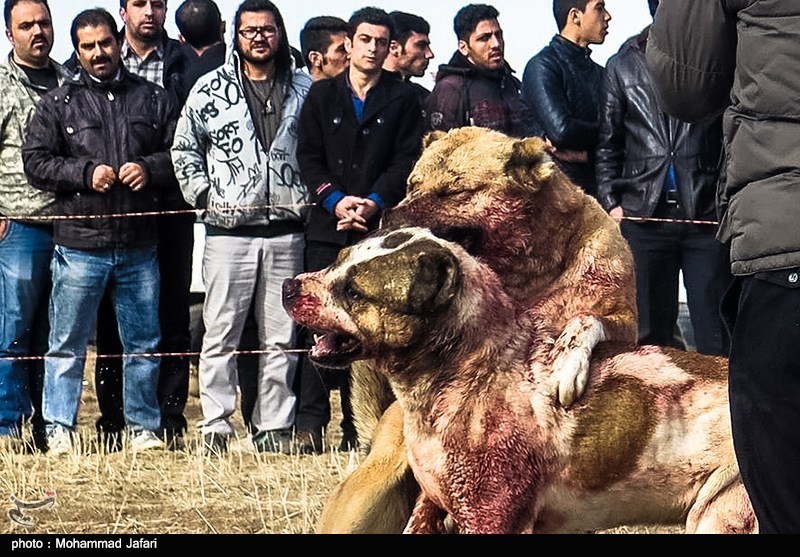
{"left": 344, "top": 282, "right": 363, "bottom": 301}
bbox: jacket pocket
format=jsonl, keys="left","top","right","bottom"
{"left": 129, "top": 116, "right": 161, "bottom": 155}
{"left": 64, "top": 120, "right": 103, "bottom": 158}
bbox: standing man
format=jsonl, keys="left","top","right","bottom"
{"left": 175, "top": 0, "right": 225, "bottom": 91}
{"left": 93, "top": 0, "right": 192, "bottom": 451}
{"left": 522, "top": 0, "right": 611, "bottom": 197}
{"left": 299, "top": 15, "right": 348, "bottom": 82}
{"left": 296, "top": 7, "right": 424, "bottom": 453}
{"left": 648, "top": 0, "right": 800, "bottom": 534}
{"left": 0, "top": 0, "right": 71, "bottom": 452}
{"left": 595, "top": 0, "right": 729, "bottom": 356}
{"left": 22, "top": 7, "right": 175, "bottom": 455}
{"left": 171, "top": 0, "right": 311, "bottom": 455}
{"left": 383, "top": 11, "right": 434, "bottom": 108}
{"left": 425, "top": 3, "right": 535, "bottom": 138}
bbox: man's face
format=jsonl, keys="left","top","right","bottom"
{"left": 458, "top": 18, "right": 504, "bottom": 71}
{"left": 319, "top": 31, "right": 348, "bottom": 79}
{"left": 576, "top": 0, "right": 611, "bottom": 45}
{"left": 120, "top": 0, "right": 167, "bottom": 43}
{"left": 5, "top": 1, "right": 54, "bottom": 68}
{"left": 392, "top": 31, "right": 433, "bottom": 78}
{"left": 346, "top": 22, "right": 390, "bottom": 76}
{"left": 236, "top": 10, "right": 281, "bottom": 67}
{"left": 76, "top": 24, "right": 121, "bottom": 80}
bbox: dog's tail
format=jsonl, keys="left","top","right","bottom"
{"left": 317, "top": 402, "right": 419, "bottom": 534}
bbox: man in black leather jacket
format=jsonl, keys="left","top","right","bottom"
{"left": 22, "top": 8, "right": 176, "bottom": 455}
{"left": 595, "top": 0, "right": 730, "bottom": 356}
{"left": 521, "top": 0, "right": 610, "bottom": 197}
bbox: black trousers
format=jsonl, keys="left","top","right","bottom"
{"left": 723, "top": 272, "right": 800, "bottom": 533}
{"left": 94, "top": 212, "right": 194, "bottom": 436}
{"left": 621, "top": 218, "right": 730, "bottom": 355}
{"left": 292, "top": 241, "right": 355, "bottom": 437}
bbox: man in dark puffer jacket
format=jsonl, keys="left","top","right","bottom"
{"left": 648, "top": 0, "right": 800, "bottom": 535}
{"left": 425, "top": 4, "right": 536, "bottom": 138}
{"left": 22, "top": 8, "right": 176, "bottom": 456}
{"left": 521, "top": 0, "right": 611, "bottom": 197}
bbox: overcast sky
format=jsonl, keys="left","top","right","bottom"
{"left": 20, "top": 0, "right": 652, "bottom": 89}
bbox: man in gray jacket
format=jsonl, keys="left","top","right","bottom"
{"left": 171, "top": 0, "right": 310, "bottom": 455}
{"left": 648, "top": 0, "right": 800, "bottom": 534}
{"left": 0, "top": 0, "right": 70, "bottom": 452}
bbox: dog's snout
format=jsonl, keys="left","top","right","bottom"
{"left": 282, "top": 278, "right": 302, "bottom": 308}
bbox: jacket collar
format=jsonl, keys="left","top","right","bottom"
{"left": 552, "top": 34, "right": 594, "bottom": 61}
{"left": 5, "top": 52, "right": 72, "bottom": 89}
{"left": 333, "top": 69, "right": 400, "bottom": 124}
{"left": 436, "top": 50, "right": 515, "bottom": 83}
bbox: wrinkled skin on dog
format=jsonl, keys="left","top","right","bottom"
{"left": 283, "top": 228, "right": 756, "bottom": 534}
{"left": 350, "top": 127, "right": 638, "bottom": 448}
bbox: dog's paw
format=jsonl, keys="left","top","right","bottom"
{"left": 551, "top": 347, "right": 592, "bottom": 408}
{"left": 548, "top": 316, "right": 606, "bottom": 408}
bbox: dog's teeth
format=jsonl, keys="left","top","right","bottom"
{"left": 314, "top": 334, "right": 322, "bottom": 344}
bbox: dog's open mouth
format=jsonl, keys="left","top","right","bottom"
{"left": 310, "top": 331, "right": 363, "bottom": 368}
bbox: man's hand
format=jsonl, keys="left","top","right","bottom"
{"left": 91, "top": 164, "right": 117, "bottom": 193}
{"left": 0, "top": 218, "right": 7, "bottom": 241}
{"left": 609, "top": 206, "right": 624, "bottom": 224}
{"left": 119, "top": 162, "right": 148, "bottom": 192}
{"left": 335, "top": 196, "right": 368, "bottom": 232}
{"left": 543, "top": 138, "right": 589, "bottom": 163}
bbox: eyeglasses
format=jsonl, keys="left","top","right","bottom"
{"left": 238, "top": 26, "right": 278, "bottom": 40}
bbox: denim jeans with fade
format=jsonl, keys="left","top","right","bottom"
{"left": 0, "top": 221, "right": 52, "bottom": 437}
{"left": 43, "top": 245, "right": 162, "bottom": 434}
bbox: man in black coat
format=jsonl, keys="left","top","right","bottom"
{"left": 295, "top": 7, "right": 423, "bottom": 453}
{"left": 175, "top": 0, "right": 226, "bottom": 91}
{"left": 521, "top": 0, "right": 611, "bottom": 197}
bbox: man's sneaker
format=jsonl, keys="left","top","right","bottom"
{"left": 46, "top": 425, "right": 73, "bottom": 456}
{"left": 252, "top": 428, "right": 293, "bottom": 455}
{"left": 129, "top": 430, "right": 166, "bottom": 453}
{"left": 202, "top": 433, "right": 229, "bottom": 456}
{"left": 295, "top": 428, "right": 324, "bottom": 455}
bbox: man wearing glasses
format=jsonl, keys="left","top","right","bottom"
{"left": 171, "top": 0, "right": 311, "bottom": 455}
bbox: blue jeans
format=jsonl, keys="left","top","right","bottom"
{"left": 0, "top": 221, "right": 52, "bottom": 437}
{"left": 43, "top": 245, "right": 161, "bottom": 432}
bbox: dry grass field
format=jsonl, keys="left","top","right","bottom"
{"left": 0, "top": 354, "right": 680, "bottom": 535}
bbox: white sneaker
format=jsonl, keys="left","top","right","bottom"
{"left": 46, "top": 425, "right": 73, "bottom": 456}
{"left": 129, "top": 430, "right": 165, "bottom": 452}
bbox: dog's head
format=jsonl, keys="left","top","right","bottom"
{"left": 382, "top": 127, "right": 585, "bottom": 293}
{"left": 283, "top": 227, "right": 503, "bottom": 370}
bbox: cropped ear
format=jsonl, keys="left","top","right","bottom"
{"left": 505, "top": 136, "right": 555, "bottom": 186}
{"left": 422, "top": 130, "right": 447, "bottom": 150}
{"left": 408, "top": 245, "right": 461, "bottom": 315}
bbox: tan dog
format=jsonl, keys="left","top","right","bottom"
{"left": 283, "top": 227, "right": 755, "bottom": 534}
{"left": 352, "top": 127, "right": 638, "bottom": 448}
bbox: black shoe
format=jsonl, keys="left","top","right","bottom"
{"left": 338, "top": 431, "right": 359, "bottom": 452}
{"left": 295, "top": 428, "right": 324, "bottom": 455}
{"left": 203, "top": 433, "right": 229, "bottom": 456}
{"left": 253, "top": 428, "right": 293, "bottom": 455}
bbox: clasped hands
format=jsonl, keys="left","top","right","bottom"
{"left": 91, "top": 163, "right": 148, "bottom": 194}
{"left": 335, "top": 195, "right": 380, "bottom": 232}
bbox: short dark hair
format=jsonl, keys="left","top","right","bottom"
{"left": 389, "top": 11, "right": 430, "bottom": 47}
{"left": 4, "top": 0, "right": 50, "bottom": 29}
{"left": 233, "top": 0, "right": 291, "bottom": 77}
{"left": 299, "top": 16, "right": 347, "bottom": 68}
{"left": 347, "top": 6, "right": 394, "bottom": 41}
{"left": 553, "top": 0, "right": 590, "bottom": 31}
{"left": 175, "top": 0, "right": 222, "bottom": 49}
{"left": 453, "top": 4, "right": 499, "bottom": 42}
{"left": 71, "top": 8, "right": 119, "bottom": 51}
{"left": 120, "top": 0, "right": 166, "bottom": 7}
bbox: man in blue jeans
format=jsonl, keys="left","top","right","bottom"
{"left": 0, "top": 0, "right": 72, "bottom": 452}
{"left": 22, "top": 8, "right": 176, "bottom": 455}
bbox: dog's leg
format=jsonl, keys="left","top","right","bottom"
{"left": 404, "top": 493, "right": 449, "bottom": 534}
{"left": 548, "top": 315, "right": 606, "bottom": 408}
{"left": 685, "top": 463, "right": 758, "bottom": 534}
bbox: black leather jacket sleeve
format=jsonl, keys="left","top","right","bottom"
{"left": 595, "top": 64, "right": 626, "bottom": 212}
{"left": 522, "top": 54, "right": 597, "bottom": 150}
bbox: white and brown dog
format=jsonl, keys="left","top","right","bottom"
{"left": 283, "top": 227, "right": 755, "bottom": 534}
